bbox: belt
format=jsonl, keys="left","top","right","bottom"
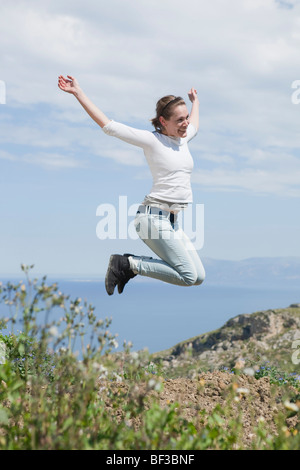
{"left": 136, "top": 205, "right": 177, "bottom": 223}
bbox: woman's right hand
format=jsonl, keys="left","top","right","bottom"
{"left": 58, "top": 75, "right": 110, "bottom": 128}
{"left": 187, "top": 88, "right": 198, "bottom": 103}
{"left": 58, "top": 75, "right": 80, "bottom": 94}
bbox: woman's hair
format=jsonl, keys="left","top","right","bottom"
{"left": 151, "top": 95, "right": 185, "bottom": 132}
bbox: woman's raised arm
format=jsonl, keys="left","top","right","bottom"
{"left": 187, "top": 87, "right": 199, "bottom": 132}
{"left": 58, "top": 75, "right": 110, "bottom": 128}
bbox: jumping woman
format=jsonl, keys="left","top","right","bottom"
{"left": 58, "top": 75, "right": 205, "bottom": 295}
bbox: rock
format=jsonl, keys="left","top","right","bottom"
{"left": 155, "top": 305, "right": 300, "bottom": 371}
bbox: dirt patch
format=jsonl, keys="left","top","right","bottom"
{"left": 102, "top": 371, "right": 299, "bottom": 448}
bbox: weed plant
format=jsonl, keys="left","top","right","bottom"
{"left": 0, "top": 266, "right": 299, "bottom": 450}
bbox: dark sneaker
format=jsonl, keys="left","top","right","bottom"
{"left": 105, "top": 254, "right": 136, "bottom": 296}
{"left": 117, "top": 253, "right": 155, "bottom": 294}
{"left": 117, "top": 254, "right": 137, "bottom": 294}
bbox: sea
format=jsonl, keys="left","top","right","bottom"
{"left": 2, "top": 276, "right": 297, "bottom": 355}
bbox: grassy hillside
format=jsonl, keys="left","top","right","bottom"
{"left": 0, "top": 271, "right": 299, "bottom": 450}
{"left": 152, "top": 304, "right": 300, "bottom": 379}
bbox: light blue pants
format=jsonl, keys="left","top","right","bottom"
{"left": 132, "top": 211, "right": 205, "bottom": 286}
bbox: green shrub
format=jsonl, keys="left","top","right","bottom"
{"left": 0, "top": 266, "right": 299, "bottom": 450}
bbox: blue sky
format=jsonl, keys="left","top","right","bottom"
{"left": 1, "top": 0, "right": 300, "bottom": 277}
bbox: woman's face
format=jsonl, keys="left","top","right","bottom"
{"left": 160, "top": 104, "right": 190, "bottom": 138}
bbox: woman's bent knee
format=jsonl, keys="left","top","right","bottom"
{"left": 193, "top": 268, "right": 206, "bottom": 286}
{"left": 194, "top": 276, "right": 205, "bottom": 286}
{"left": 180, "top": 264, "right": 205, "bottom": 286}
{"left": 180, "top": 269, "right": 197, "bottom": 286}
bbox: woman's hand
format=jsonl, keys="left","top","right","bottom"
{"left": 58, "top": 74, "right": 110, "bottom": 128}
{"left": 188, "top": 87, "right": 199, "bottom": 103}
{"left": 58, "top": 75, "right": 81, "bottom": 95}
{"left": 188, "top": 88, "right": 199, "bottom": 131}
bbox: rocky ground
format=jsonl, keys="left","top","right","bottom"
{"left": 152, "top": 371, "right": 298, "bottom": 446}
{"left": 153, "top": 304, "right": 300, "bottom": 376}
{"left": 104, "top": 304, "right": 300, "bottom": 448}
{"left": 102, "top": 370, "right": 299, "bottom": 448}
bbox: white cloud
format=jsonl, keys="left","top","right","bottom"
{"left": 1, "top": 0, "right": 300, "bottom": 195}
{"left": 192, "top": 150, "right": 300, "bottom": 196}
{"left": 0, "top": 150, "right": 17, "bottom": 161}
{"left": 23, "top": 151, "right": 84, "bottom": 169}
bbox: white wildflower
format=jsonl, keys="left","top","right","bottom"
{"left": 148, "top": 379, "right": 156, "bottom": 389}
{"left": 147, "top": 378, "right": 163, "bottom": 392}
{"left": 94, "top": 363, "right": 107, "bottom": 373}
{"left": 97, "top": 364, "right": 108, "bottom": 380}
{"left": 49, "top": 326, "right": 59, "bottom": 338}
{"left": 112, "top": 372, "right": 123, "bottom": 383}
{"left": 236, "top": 387, "right": 250, "bottom": 396}
{"left": 284, "top": 400, "right": 299, "bottom": 412}
{"left": 130, "top": 351, "right": 139, "bottom": 362}
{"left": 110, "top": 339, "right": 119, "bottom": 349}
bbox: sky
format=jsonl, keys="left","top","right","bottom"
{"left": 1, "top": 0, "right": 300, "bottom": 278}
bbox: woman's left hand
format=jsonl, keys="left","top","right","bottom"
{"left": 58, "top": 75, "right": 81, "bottom": 94}
{"left": 188, "top": 88, "right": 198, "bottom": 103}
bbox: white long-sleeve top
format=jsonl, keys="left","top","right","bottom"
{"left": 102, "top": 120, "right": 197, "bottom": 204}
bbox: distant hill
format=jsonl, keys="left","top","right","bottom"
{"left": 154, "top": 304, "right": 300, "bottom": 375}
{"left": 202, "top": 256, "right": 300, "bottom": 288}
